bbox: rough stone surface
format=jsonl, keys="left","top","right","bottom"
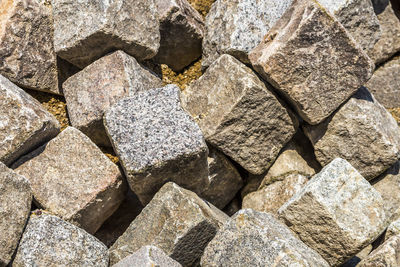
{"left": 181, "top": 54, "right": 298, "bottom": 175}
{"left": 0, "top": 162, "right": 32, "bottom": 266}
{"left": 278, "top": 158, "right": 387, "bottom": 266}
{"left": 0, "top": 74, "right": 60, "bottom": 166}
{"left": 13, "top": 127, "right": 126, "bottom": 234}
{"left": 372, "top": 161, "right": 400, "bottom": 221}
{"left": 109, "top": 182, "right": 228, "bottom": 266}
{"left": 258, "top": 135, "right": 317, "bottom": 188}
{"left": 104, "top": 85, "right": 208, "bottom": 205}
{"left": 242, "top": 132, "right": 317, "bottom": 212}
{"left": 366, "top": 56, "right": 400, "bottom": 109}
{"left": 370, "top": 0, "right": 400, "bottom": 64}
{"left": 52, "top": 0, "right": 160, "bottom": 68}
{"left": 154, "top": 0, "right": 204, "bottom": 71}
{"left": 303, "top": 87, "right": 400, "bottom": 180}
{"left": 113, "top": 246, "right": 182, "bottom": 267}
{"left": 63, "top": 50, "right": 162, "bottom": 147}
{"left": 318, "top": 0, "right": 381, "bottom": 53}
{"left": 13, "top": 212, "right": 109, "bottom": 267}
{"left": 358, "top": 234, "right": 400, "bottom": 267}
{"left": 386, "top": 219, "right": 400, "bottom": 241}
{"left": 201, "top": 209, "right": 329, "bottom": 266}
{"left": 249, "top": 0, "right": 374, "bottom": 125}
{"left": 243, "top": 173, "right": 308, "bottom": 214}
{"left": 199, "top": 146, "right": 243, "bottom": 209}
{"left": 0, "top": 0, "right": 59, "bottom": 94}
{"left": 202, "top": 0, "right": 294, "bottom": 68}
{"left": 241, "top": 129, "right": 320, "bottom": 198}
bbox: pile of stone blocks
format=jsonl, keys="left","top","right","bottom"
{"left": 1, "top": 0, "right": 400, "bottom": 266}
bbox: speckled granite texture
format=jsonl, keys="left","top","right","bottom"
{"left": 105, "top": 85, "right": 208, "bottom": 204}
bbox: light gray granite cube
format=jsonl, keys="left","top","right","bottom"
{"left": 105, "top": 85, "right": 209, "bottom": 204}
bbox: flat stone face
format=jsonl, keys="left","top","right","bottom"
{"left": 249, "top": 0, "right": 374, "bottom": 125}
{"left": 278, "top": 158, "right": 387, "bottom": 266}
{"left": 13, "top": 212, "right": 109, "bottom": 267}
{"left": 303, "top": 87, "right": 400, "bottom": 180}
{"left": 243, "top": 173, "right": 308, "bottom": 214}
{"left": 0, "top": 162, "right": 32, "bottom": 266}
{"left": 201, "top": 209, "right": 329, "bottom": 267}
{"left": 0, "top": 75, "right": 60, "bottom": 166}
{"left": 202, "top": 0, "right": 293, "bottom": 68}
{"left": 372, "top": 161, "right": 400, "bottom": 221}
{"left": 181, "top": 54, "right": 297, "bottom": 175}
{"left": 369, "top": 0, "right": 400, "bottom": 64}
{"left": 113, "top": 246, "right": 182, "bottom": 267}
{"left": 63, "top": 50, "right": 162, "bottom": 147}
{"left": 318, "top": 0, "right": 381, "bottom": 53}
{"left": 154, "top": 0, "right": 204, "bottom": 71}
{"left": 105, "top": 85, "right": 208, "bottom": 205}
{"left": 52, "top": 0, "right": 160, "bottom": 68}
{"left": 366, "top": 56, "right": 400, "bottom": 109}
{"left": 109, "top": 182, "right": 228, "bottom": 266}
{"left": 358, "top": 234, "right": 400, "bottom": 267}
{"left": 13, "top": 127, "right": 126, "bottom": 234}
{"left": 199, "top": 146, "right": 243, "bottom": 209}
{"left": 0, "top": 0, "right": 58, "bottom": 94}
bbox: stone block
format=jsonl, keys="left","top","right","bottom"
{"left": 105, "top": 85, "right": 208, "bottom": 204}
{"left": 181, "top": 54, "right": 298, "bottom": 175}
{"left": 303, "top": 87, "right": 400, "bottom": 180}
{"left": 278, "top": 158, "right": 387, "bottom": 266}
{"left": 109, "top": 182, "right": 228, "bottom": 266}
{"left": 13, "top": 212, "right": 109, "bottom": 267}
{"left": 249, "top": 0, "right": 374, "bottom": 125}
{"left": 52, "top": 0, "right": 160, "bottom": 68}
{"left": 202, "top": 0, "right": 293, "bottom": 68}
{"left": 0, "top": 0, "right": 58, "bottom": 94}
{"left": 201, "top": 209, "right": 329, "bottom": 266}
{"left": 13, "top": 127, "right": 126, "bottom": 234}
{"left": 154, "top": 0, "right": 204, "bottom": 71}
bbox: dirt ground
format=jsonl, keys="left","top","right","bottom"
{"left": 25, "top": 89, "right": 70, "bottom": 131}
{"left": 188, "top": 0, "right": 215, "bottom": 17}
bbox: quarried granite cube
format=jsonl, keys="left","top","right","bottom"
{"left": 278, "top": 158, "right": 387, "bottom": 266}
{"left": 52, "top": 0, "right": 160, "bottom": 68}
{"left": 109, "top": 182, "right": 228, "bottom": 266}
{"left": 181, "top": 54, "right": 298, "bottom": 175}
{"left": 13, "top": 127, "right": 126, "bottom": 234}
{"left": 13, "top": 212, "right": 109, "bottom": 267}
{"left": 105, "top": 85, "right": 209, "bottom": 204}
{"left": 250, "top": 0, "right": 374, "bottom": 125}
